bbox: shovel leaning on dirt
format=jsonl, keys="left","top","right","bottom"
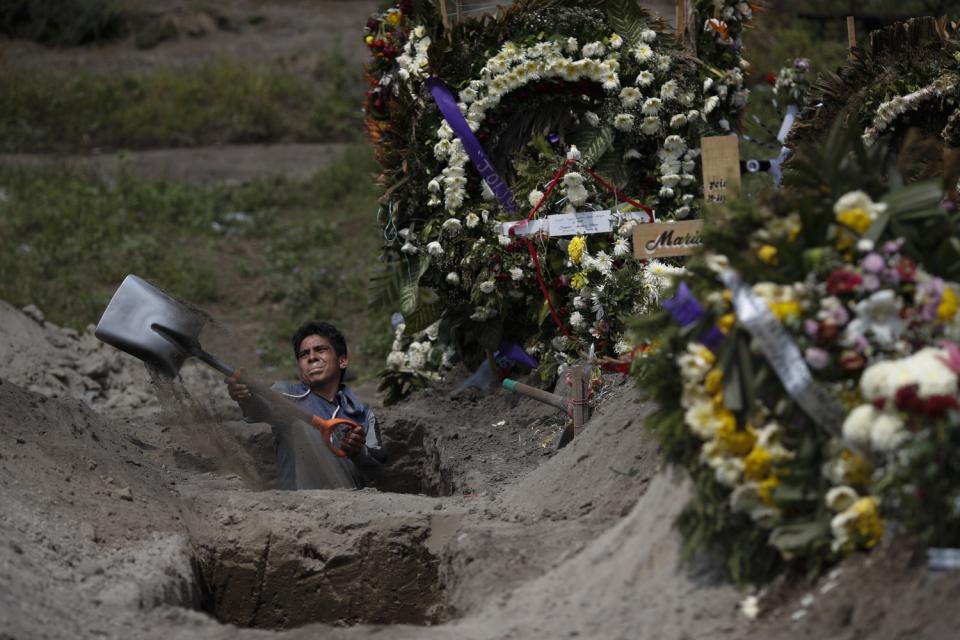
{"left": 94, "top": 275, "right": 362, "bottom": 464}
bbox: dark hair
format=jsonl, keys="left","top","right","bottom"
{"left": 292, "top": 321, "right": 347, "bottom": 359}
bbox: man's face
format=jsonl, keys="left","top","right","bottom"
{"left": 297, "top": 334, "right": 347, "bottom": 389}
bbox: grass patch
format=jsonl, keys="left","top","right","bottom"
{"left": 0, "top": 0, "right": 125, "bottom": 46}
{"left": 0, "top": 143, "right": 389, "bottom": 378}
{"left": 0, "top": 54, "right": 363, "bottom": 152}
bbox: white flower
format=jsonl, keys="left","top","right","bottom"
{"left": 573, "top": 295, "right": 585, "bottom": 309}
{"left": 401, "top": 241, "right": 418, "bottom": 254}
{"left": 479, "top": 280, "right": 495, "bottom": 294}
{"left": 825, "top": 486, "right": 859, "bottom": 512}
{"left": 565, "top": 37, "right": 579, "bottom": 53}
{"left": 846, "top": 290, "right": 904, "bottom": 346}
{"left": 594, "top": 250, "right": 613, "bottom": 276}
{"left": 446, "top": 271, "right": 460, "bottom": 285}
{"left": 619, "top": 86, "right": 642, "bottom": 108}
{"left": 870, "top": 411, "right": 907, "bottom": 452}
{"left": 833, "top": 190, "right": 888, "bottom": 218}
{"left": 465, "top": 213, "right": 479, "bottom": 228}
{"left": 386, "top": 351, "right": 406, "bottom": 369}
{"left": 582, "top": 41, "right": 606, "bottom": 58}
{"left": 633, "top": 43, "right": 654, "bottom": 62}
{"left": 613, "top": 113, "right": 635, "bottom": 131}
{"left": 703, "top": 77, "right": 714, "bottom": 92}
{"left": 426, "top": 241, "right": 444, "bottom": 256}
{"left": 740, "top": 595, "right": 760, "bottom": 621}
{"left": 661, "top": 173, "right": 681, "bottom": 187}
{"left": 670, "top": 113, "right": 688, "bottom": 128}
{"left": 613, "top": 237, "right": 630, "bottom": 257}
{"left": 569, "top": 311, "right": 586, "bottom": 328}
{"left": 842, "top": 404, "right": 875, "bottom": 447}
{"left": 636, "top": 70, "right": 655, "bottom": 87}
{"left": 566, "top": 145, "right": 582, "bottom": 161}
{"left": 656, "top": 55, "right": 671, "bottom": 72}
{"left": 640, "top": 29, "right": 657, "bottom": 43}
{"left": 624, "top": 148, "right": 642, "bottom": 160}
{"left": 714, "top": 457, "right": 744, "bottom": 487}
{"left": 642, "top": 97, "right": 662, "bottom": 115}
{"left": 408, "top": 351, "right": 426, "bottom": 371}
{"left": 614, "top": 338, "right": 632, "bottom": 355}
{"left": 562, "top": 172, "right": 590, "bottom": 206}
{"left": 528, "top": 189, "right": 544, "bottom": 207}
{"left": 640, "top": 116, "right": 661, "bottom": 135}
{"left": 704, "top": 95, "right": 720, "bottom": 113}
{"left": 660, "top": 80, "right": 678, "bottom": 101}
{"left": 428, "top": 179, "right": 441, "bottom": 193}
{"left": 442, "top": 218, "right": 462, "bottom": 235}
{"left": 584, "top": 111, "right": 601, "bottom": 127}
{"left": 659, "top": 186, "right": 675, "bottom": 198}
{"left": 498, "top": 234, "right": 512, "bottom": 246}
{"left": 609, "top": 33, "right": 623, "bottom": 49}
{"left": 509, "top": 267, "right": 523, "bottom": 281}
{"left": 602, "top": 72, "right": 620, "bottom": 91}
{"left": 663, "top": 134, "right": 686, "bottom": 156}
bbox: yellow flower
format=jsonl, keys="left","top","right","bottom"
{"left": 938, "top": 286, "right": 958, "bottom": 322}
{"left": 570, "top": 271, "right": 589, "bottom": 289}
{"left": 851, "top": 496, "right": 884, "bottom": 549}
{"left": 717, "top": 313, "right": 735, "bottom": 334}
{"left": 757, "top": 244, "right": 778, "bottom": 265}
{"left": 743, "top": 446, "right": 772, "bottom": 481}
{"left": 704, "top": 368, "right": 723, "bottom": 395}
{"left": 787, "top": 219, "right": 801, "bottom": 241}
{"left": 769, "top": 301, "right": 801, "bottom": 320}
{"left": 840, "top": 449, "right": 873, "bottom": 487}
{"left": 715, "top": 417, "right": 756, "bottom": 457}
{"left": 365, "top": 35, "right": 375, "bottom": 45}
{"left": 757, "top": 475, "right": 780, "bottom": 505}
{"left": 698, "top": 346, "right": 716, "bottom": 366}
{"left": 568, "top": 235, "right": 586, "bottom": 264}
{"left": 836, "top": 208, "right": 873, "bottom": 234}
{"left": 386, "top": 10, "right": 402, "bottom": 25}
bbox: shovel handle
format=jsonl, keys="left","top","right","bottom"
{"left": 311, "top": 416, "right": 363, "bottom": 458}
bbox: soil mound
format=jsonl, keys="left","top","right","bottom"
{"left": 2, "top": 300, "right": 959, "bottom": 639}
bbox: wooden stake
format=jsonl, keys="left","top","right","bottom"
{"left": 571, "top": 365, "right": 586, "bottom": 435}
{"left": 846, "top": 15, "right": 857, "bottom": 49}
{"left": 675, "top": 0, "right": 686, "bottom": 41}
{"left": 438, "top": 0, "right": 451, "bottom": 31}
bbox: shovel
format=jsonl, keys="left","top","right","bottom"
{"left": 94, "top": 274, "right": 361, "bottom": 458}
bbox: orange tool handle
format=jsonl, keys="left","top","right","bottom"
{"left": 311, "top": 416, "right": 363, "bottom": 458}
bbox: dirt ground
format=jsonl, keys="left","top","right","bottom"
{"left": 3, "top": 298, "right": 960, "bottom": 640}
{"left": 3, "top": 2, "right": 960, "bottom": 638}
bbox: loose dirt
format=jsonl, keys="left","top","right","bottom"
{"left": 3, "top": 300, "right": 959, "bottom": 640}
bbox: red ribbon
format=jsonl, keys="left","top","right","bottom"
{"left": 511, "top": 158, "right": 654, "bottom": 338}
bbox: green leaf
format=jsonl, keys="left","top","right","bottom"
{"left": 569, "top": 126, "right": 615, "bottom": 168}
{"left": 607, "top": 0, "right": 647, "bottom": 48}
{"left": 768, "top": 520, "right": 830, "bottom": 553}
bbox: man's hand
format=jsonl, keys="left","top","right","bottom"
{"left": 225, "top": 371, "right": 253, "bottom": 402}
{"left": 340, "top": 428, "right": 364, "bottom": 458}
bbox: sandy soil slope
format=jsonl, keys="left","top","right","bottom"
{"left": 3, "top": 300, "right": 960, "bottom": 640}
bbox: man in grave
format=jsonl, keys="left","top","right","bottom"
{"left": 225, "top": 321, "right": 386, "bottom": 489}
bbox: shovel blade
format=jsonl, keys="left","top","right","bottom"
{"left": 95, "top": 275, "right": 208, "bottom": 378}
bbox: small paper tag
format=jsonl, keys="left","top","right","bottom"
{"left": 701, "top": 135, "right": 741, "bottom": 204}
{"left": 548, "top": 210, "right": 612, "bottom": 236}
{"left": 633, "top": 220, "right": 703, "bottom": 258}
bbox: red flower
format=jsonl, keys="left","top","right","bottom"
{"left": 816, "top": 320, "right": 840, "bottom": 343}
{"left": 920, "top": 394, "right": 960, "bottom": 418}
{"left": 896, "top": 256, "right": 917, "bottom": 282}
{"left": 839, "top": 349, "right": 865, "bottom": 373}
{"left": 766, "top": 72, "right": 777, "bottom": 85}
{"left": 826, "top": 269, "right": 862, "bottom": 295}
{"left": 894, "top": 385, "right": 921, "bottom": 412}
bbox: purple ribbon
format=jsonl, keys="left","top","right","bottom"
{"left": 662, "top": 282, "right": 725, "bottom": 352}
{"left": 426, "top": 77, "right": 520, "bottom": 215}
{"left": 497, "top": 342, "right": 539, "bottom": 369}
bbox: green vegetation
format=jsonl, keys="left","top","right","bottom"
{"left": 0, "top": 144, "right": 389, "bottom": 378}
{"left": 0, "top": 0, "right": 125, "bottom": 46}
{"left": 0, "top": 55, "right": 363, "bottom": 153}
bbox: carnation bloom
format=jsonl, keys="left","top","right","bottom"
{"left": 613, "top": 113, "right": 635, "bottom": 131}
{"left": 479, "top": 280, "right": 495, "bottom": 293}
{"left": 427, "top": 241, "right": 444, "bottom": 256}
{"left": 465, "top": 212, "right": 479, "bottom": 228}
